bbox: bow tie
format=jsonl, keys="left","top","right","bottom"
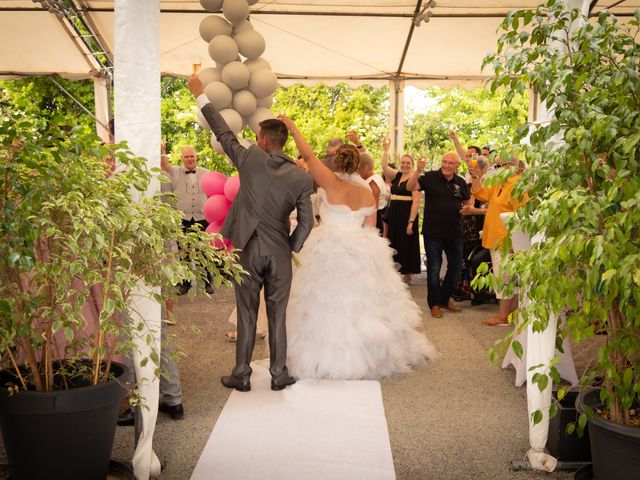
{"left": 185, "top": 170, "right": 196, "bottom": 174}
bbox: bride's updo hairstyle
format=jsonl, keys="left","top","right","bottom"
{"left": 334, "top": 144, "right": 360, "bottom": 174}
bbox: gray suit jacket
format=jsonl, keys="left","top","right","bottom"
{"left": 201, "top": 103, "right": 314, "bottom": 255}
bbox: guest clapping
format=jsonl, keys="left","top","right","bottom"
{"left": 381, "top": 138, "right": 421, "bottom": 284}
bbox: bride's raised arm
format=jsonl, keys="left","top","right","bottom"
{"left": 279, "top": 115, "right": 339, "bottom": 191}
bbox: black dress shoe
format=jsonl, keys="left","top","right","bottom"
{"left": 221, "top": 375, "right": 251, "bottom": 392}
{"left": 117, "top": 408, "right": 135, "bottom": 426}
{"left": 159, "top": 402, "right": 184, "bottom": 420}
{"left": 271, "top": 377, "right": 296, "bottom": 391}
{"left": 175, "top": 284, "right": 190, "bottom": 296}
{"left": 205, "top": 283, "right": 215, "bottom": 295}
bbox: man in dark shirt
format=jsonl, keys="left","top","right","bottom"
{"left": 407, "top": 152, "right": 470, "bottom": 318}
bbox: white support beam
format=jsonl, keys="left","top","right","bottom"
{"left": 114, "top": 1, "right": 162, "bottom": 479}
{"left": 389, "top": 77, "right": 405, "bottom": 157}
{"left": 93, "top": 76, "right": 111, "bottom": 142}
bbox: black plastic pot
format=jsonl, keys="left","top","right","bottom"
{"left": 0, "top": 362, "right": 127, "bottom": 480}
{"left": 547, "top": 390, "right": 591, "bottom": 462}
{"left": 577, "top": 389, "right": 640, "bottom": 480}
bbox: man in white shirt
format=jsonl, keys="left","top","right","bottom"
{"left": 161, "top": 145, "right": 213, "bottom": 295}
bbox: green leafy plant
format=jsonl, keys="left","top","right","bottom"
{"left": 0, "top": 112, "right": 243, "bottom": 392}
{"left": 404, "top": 86, "right": 528, "bottom": 161}
{"left": 483, "top": 1, "right": 640, "bottom": 427}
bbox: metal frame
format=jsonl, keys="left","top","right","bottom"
{"left": 30, "top": 1, "right": 114, "bottom": 122}
{"left": 2, "top": 4, "right": 637, "bottom": 17}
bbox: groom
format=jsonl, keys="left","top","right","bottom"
{"left": 188, "top": 76, "right": 314, "bottom": 392}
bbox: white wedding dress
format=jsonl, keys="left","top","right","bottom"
{"left": 287, "top": 173, "right": 438, "bottom": 380}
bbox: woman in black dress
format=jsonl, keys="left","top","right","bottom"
{"left": 381, "top": 139, "right": 421, "bottom": 283}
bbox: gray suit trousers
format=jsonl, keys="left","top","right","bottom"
{"left": 232, "top": 234, "right": 292, "bottom": 383}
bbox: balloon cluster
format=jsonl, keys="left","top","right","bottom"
{"left": 200, "top": 171, "right": 241, "bottom": 250}
{"left": 197, "top": 0, "right": 277, "bottom": 154}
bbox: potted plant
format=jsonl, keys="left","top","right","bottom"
{"left": 482, "top": 1, "right": 639, "bottom": 478}
{"left": 0, "top": 112, "right": 243, "bottom": 479}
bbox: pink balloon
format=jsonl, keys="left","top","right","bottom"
{"left": 204, "top": 195, "right": 230, "bottom": 224}
{"left": 224, "top": 175, "right": 240, "bottom": 202}
{"left": 205, "top": 222, "right": 226, "bottom": 249}
{"left": 200, "top": 171, "right": 227, "bottom": 197}
{"left": 205, "top": 222, "right": 221, "bottom": 234}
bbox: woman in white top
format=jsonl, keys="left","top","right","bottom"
{"left": 358, "top": 151, "right": 389, "bottom": 235}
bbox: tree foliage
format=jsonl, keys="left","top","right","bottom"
{"left": 0, "top": 76, "right": 95, "bottom": 130}
{"left": 1, "top": 76, "right": 526, "bottom": 176}
{"left": 273, "top": 83, "right": 389, "bottom": 160}
{"left": 404, "top": 86, "right": 528, "bottom": 163}
{"left": 0, "top": 111, "right": 244, "bottom": 391}
{"left": 484, "top": 0, "right": 640, "bottom": 427}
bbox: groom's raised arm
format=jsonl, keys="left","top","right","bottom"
{"left": 187, "top": 75, "right": 249, "bottom": 170}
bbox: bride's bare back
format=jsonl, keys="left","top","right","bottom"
{"left": 278, "top": 115, "right": 376, "bottom": 223}
{"left": 324, "top": 180, "right": 375, "bottom": 211}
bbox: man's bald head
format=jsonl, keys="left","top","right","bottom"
{"left": 441, "top": 151, "right": 460, "bottom": 179}
{"left": 181, "top": 146, "right": 197, "bottom": 170}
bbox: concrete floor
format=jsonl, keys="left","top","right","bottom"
{"left": 107, "top": 274, "right": 596, "bottom": 480}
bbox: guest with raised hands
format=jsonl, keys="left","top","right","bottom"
{"left": 407, "top": 153, "right": 470, "bottom": 318}
{"left": 277, "top": 115, "right": 437, "bottom": 380}
{"left": 469, "top": 157, "right": 528, "bottom": 326}
{"left": 381, "top": 138, "right": 421, "bottom": 284}
{"left": 449, "top": 129, "right": 481, "bottom": 169}
{"left": 346, "top": 129, "right": 367, "bottom": 154}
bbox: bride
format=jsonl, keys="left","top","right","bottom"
{"left": 279, "top": 115, "right": 438, "bottom": 380}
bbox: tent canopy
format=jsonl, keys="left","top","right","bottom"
{"left": 2, "top": 0, "right": 638, "bottom": 87}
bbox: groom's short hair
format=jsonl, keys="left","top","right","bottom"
{"left": 259, "top": 119, "right": 288, "bottom": 149}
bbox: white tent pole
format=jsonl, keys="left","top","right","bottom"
{"left": 389, "top": 77, "right": 405, "bottom": 157}
{"left": 94, "top": 76, "right": 111, "bottom": 143}
{"left": 525, "top": 0, "right": 589, "bottom": 472}
{"left": 388, "top": 79, "right": 397, "bottom": 157}
{"left": 114, "top": 1, "right": 162, "bottom": 479}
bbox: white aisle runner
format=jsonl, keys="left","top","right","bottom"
{"left": 190, "top": 363, "right": 396, "bottom": 480}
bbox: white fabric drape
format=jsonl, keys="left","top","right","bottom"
{"left": 114, "top": 1, "right": 162, "bottom": 478}
{"left": 500, "top": 213, "right": 559, "bottom": 472}
{"left": 93, "top": 76, "right": 110, "bottom": 143}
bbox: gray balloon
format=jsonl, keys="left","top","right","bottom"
{"left": 219, "top": 108, "right": 244, "bottom": 134}
{"left": 234, "top": 30, "right": 265, "bottom": 60}
{"left": 246, "top": 107, "right": 275, "bottom": 135}
{"left": 232, "top": 90, "right": 258, "bottom": 117}
{"left": 248, "top": 69, "right": 278, "bottom": 98}
{"left": 200, "top": 0, "right": 224, "bottom": 12}
{"left": 223, "top": 0, "right": 250, "bottom": 25}
{"left": 232, "top": 20, "right": 254, "bottom": 35}
{"left": 256, "top": 95, "right": 273, "bottom": 108}
{"left": 204, "top": 81, "right": 233, "bottom": 110}
{"left": 221, "top": 61, "right": 251, "bottom": 90}
{"left": 244, "top": 57, "right": 271, "bottom": 73}
{"left": 199, "top": 67, "right": 222, "bottom": 86}
{"left": 199, "top": 15, "right": 232, "bottom": 43}
{"left": 208, "top": 35, "right": 239, "bottom": 64}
